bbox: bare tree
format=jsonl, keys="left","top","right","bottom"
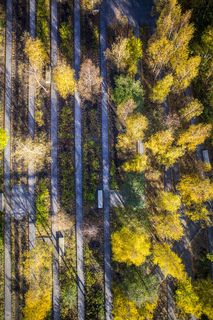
{"left": 78, "top": 59, "right": 102, "bottom": 103}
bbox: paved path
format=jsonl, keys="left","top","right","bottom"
{"left": 51, "top": 0, "right": 60, "bottom": 318}
{"left": 74, "top": 1, "right": 85, "bottom": 319}
{"left": 100, "top": 2, "right": 112, "bottom": 319}
{"left": 4, "top": 0, "right": 12, "bottom": 319}
{"left": 106, "top": 0, "right": 155, "bottom": 29}
{"left": 28, "top": 0, "right": 36, "bottom": 249}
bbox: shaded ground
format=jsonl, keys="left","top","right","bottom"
{"left": 106, "top": 0, "right": 155, "bottom": 28}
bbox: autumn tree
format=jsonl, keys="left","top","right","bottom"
{"left": 23, "top": 241, "right": 52, "bottom": 320}
{"left": 113, "top": 289, "right": 157, "bottom": 320}
{"left": 179, "top": 98, "right": 204, "bottom": 122}
{"left": 113, "top": 291, "right": 142, "bottom": 320}
{"left": 13, "top": 136, "right": 50, "bottom": 170}
{"left": 150, "top": 74, "right": 173, "bottom": 103}
{"left": 177, "top": 123, "right": 212, "bottom": 151}
{"left": 78, "top": 59, "right": 101, "bottom": 102}
{"left": 147, "top": 37, "right": 174, "bottom": 76}
{"left": 53, "top": 62, "right": 75, "bottom": 98}
{"left": 105, "top": 36, "right": 142, "bottom": 76}
{"left": 25, "top": 37, "right": 48, "bottom": 89}
{"left": 122, "top": 154, "right": 148, "bottom": 173}
{"left": 81, "top": 0, "right": 101, "bottom": 10}
{"left": 117, "top": 114, "right": 148, "bottom": 153}
{"left": 156, "top": 191, "right": 181, "bottom": 213}
{"left": 153, "top": 243, "right": 186, "bottom": 280}
{"left": 117, "top": 99, "right": 137, "bottom": 124}
{"left": 172, "top": 56, "right": 201, "bottom": 92}
{"left": 112, "top": 223, "right": 151, "bottom": 266}
{"left": 177, "top": 174, "right": 213, "bottom": 206}
{"left": 175, "top": 279, "right": 202, "bottom": 318}
{"left": 152, "top": 212, "right": 184, "bottom": 241}
{"left": 146, "top": 0, "right": 201, "bottom": 91}
{"left": 145, "top": 130, "right": 184, "bottom": 167}
{"left": 177, "top": 174, "right": 213, "bottom": 222}
{"left": 25, "top": 37, "right": 48, "bottom": 71}
{"left": 0, "top": 128, "right": 8, "bottom": 152}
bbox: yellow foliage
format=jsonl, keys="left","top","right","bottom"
{"left": 112, "top": 225, "right": 151, "bottom": 266}
{"left": 152, "top": 212, "right": 184, "bottom": 241}
{"left": 122, "top": 154, "right": 148, "bottom": 173}
{"left": 179, "top": 99, "right": 204, "bottom": 121}
{"left": 146, "top": 130, "right": 173, "bottom": 154}
{"left": 175, "top": 279, "right": 202, "bottom": 318}
{"left": 117, "top": 114, "right": 148, "bottom": 153}
{"left": 0, "top": 128, "right": 8, "bottom": 152}
{"left": 172, "top": 56, "right": 201, "bottom": 92}
{"left": 150, "top": 74, "right": 173, "bottom": 103}
{"left": 23, "top": 241, "right": 52, "bottom": 319}
{"left": 153, "top": 243, "right": 186, "bottom": 280}
{"left": 25, "top": 37, "right": 48, "bottom": 71}
{"left": 177, "top": 123, "right": 212, "bottom": 151}
{"left": 105, "top": 36, "right": 142, "bottom": 75}
{"left": 113, "top": 291, "right": 143, "bottom": 320}
{"left": 185, "top": 205, "right": 210, "bottom": 222}
{"left": 125, "top": 114, "right": 148, "bottom": 140}
{"left": 177, "top": 174, "right": 213, "bottom": 206}
{"left": 147, "top": 37, "right": 174, "bottom": 74}
{"left": 117, "top": 99, "right": 137, "bottom": 124}
{"left": 145, "top": 130, "right": 184, "bottom": 166}
{"left": 116, "top": 133, "right": 134, "bottom": 153}
{"left": 81, "top": 0, "right": 101, "bottom": 10}
{"left": 23, "top": 289, "right": 51, "bottom": 320}
{"left": 53, "top": 62, "right": 75, "bottom": 98}
{"left": 156, "top": 191, "right": 181, "bottom": 213}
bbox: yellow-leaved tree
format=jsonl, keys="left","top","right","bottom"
{"left": 105, "top": 36, "right": 142, "bottom": 76}
{"left": 150, "top": 74, "right": 173, "bottom": 103}
{"left": 177, "top": 174, "right": 213, "bottom": 206}
{"left": 111, "top": 224, "right": 151, "bottom": 266}
{"left": 179, "top": 98, "right": 204, "bottom": 122}
{"left": 153, "top": 243, "right": 186, "bottom": 280}
{"left": 23, "top": 241, "right": 52, "bottom": 320}
{"left": 177, "top": 123, "right": 212, "bottom": 152}
{"left": 113, "top": 291, "right": 143, "bottom": 320}
{"left": 25, "top": 37, "right": 48, "bottom": 72}
{"left": 117, "top": 114, "right": 148, "bottom": 153}
{"left": 122, "top": 154, "right": 148, "bottom": 173}
{"left": 175, "top": 279, "right": 202, "bottom": 318}
{"left": 177, "top": 175, "right": 213, "bottom": 222}
{"left": 145, "top": 130, "right": 184, "bottom": 167}
{"left": 152, "top": 212, "right": 184, "bottom": 241}
{"left": 156, "top": 191, "right": 181, "bottom": 213}
{"left": 0, "top": 128, "right": 8, "bottom": 153}
{"left": 53, "top": 62, "right": 75, "bottom": 98}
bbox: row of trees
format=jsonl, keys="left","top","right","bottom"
{"left": 109, "top": 0, "right": 213, "bottom": 319}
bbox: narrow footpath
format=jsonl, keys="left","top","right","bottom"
{"left": 28, "top": 0, "right": 36, "bottom": 249}
{"left": 51, "top": 0, "right": 60, "bottom": 318}
{"left": 100, "top": 1, "right": 112, "bottom": 319}
{"left": 74, "top": 1, "right": 85, "bottom": 319}
{"left": 4, "top": 0, "right": 12, "bottom": 319}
